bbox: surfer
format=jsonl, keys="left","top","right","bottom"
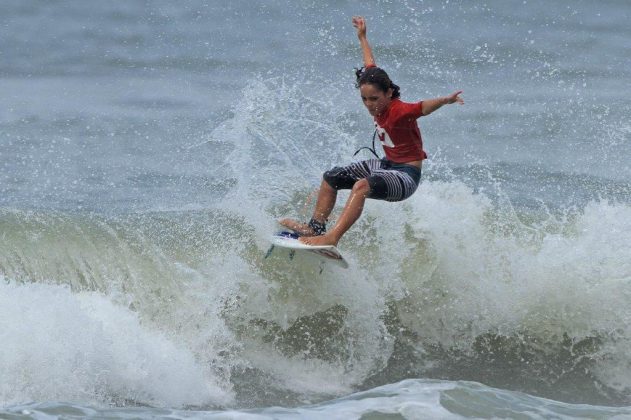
{"left": 280, "top": 16, "right": 464, "bottom": 246}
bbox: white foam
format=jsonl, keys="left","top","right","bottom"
{"left": 396, "top": 181, "right": 631, "bottom": 385}
{"left": 0, "top": 281, "right": 231, "bottom": 407}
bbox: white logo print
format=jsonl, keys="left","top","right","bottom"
{"left": 375, "top": 123, "right": 395, "bottom": 148}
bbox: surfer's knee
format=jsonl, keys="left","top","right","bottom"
{"left": 352, "top": 178, "right": 371, "bottom": 196}
{"left": 320, "top": 178, "right": 335, "bottom": 193}
{"left": 323, "top": 167, "right": 354, "bottom": 190}
{"left": 323, "top": 167, "right": 339, "bottom": 188}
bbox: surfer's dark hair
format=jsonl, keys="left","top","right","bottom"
{"left": 355, "top": 66, "right": 401, "bottom": 99}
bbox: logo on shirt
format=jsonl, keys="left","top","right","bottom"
{"left": 375, "top": 123, "right": 395, "bottom": 148}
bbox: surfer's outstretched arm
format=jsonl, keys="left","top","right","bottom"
{"left": 421, "top": 91, "right": 465, "bottom": 116}
{"left": 352, "top": 16, "right": 376, "bottom": 68}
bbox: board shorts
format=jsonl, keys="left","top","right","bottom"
{"left": 323, "top": 159, "right": 421, "bottom": 202}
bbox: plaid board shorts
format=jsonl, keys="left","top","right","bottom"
{"left": 323, "top": 159, "right": 421, "bottom": 202}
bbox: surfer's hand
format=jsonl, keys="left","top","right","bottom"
{"left": 352, "top": 16, "right": 367, "bottom": 38}
{"left": 445, "top": 91, "right": 464, "bottom": 105}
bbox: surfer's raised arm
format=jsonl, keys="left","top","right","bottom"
{"left": 421, "top": 90, "right": 465, "bottom": 116}
{"left": 352, "top": 16, "right": 376, "bottom": 68}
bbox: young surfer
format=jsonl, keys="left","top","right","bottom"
{"left": 280, "top": 16, "right": 464, "bottom": 246}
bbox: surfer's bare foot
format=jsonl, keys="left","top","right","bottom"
{"left": 279, "top": 218, "right": 317, "bottom": 236}
{"left": 300, "top": 233, "right": 338, "bottom": 247}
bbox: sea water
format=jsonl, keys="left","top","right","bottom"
{"left": 1, "top": 1, "right": 630, "bottom": 418}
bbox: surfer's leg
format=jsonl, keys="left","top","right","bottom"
{"left": 300, "top": 163, "right": 421, "bottom": 246}
{"left": 317, "top": 159, "right": 378, "bottom": 222}
{"left": 311, "top": 179, "right": 337, "bottom": 224}
{"left": 279, "top": 180, "right": 336, "bottom": 236}
{"left": 280, "top": 160, "right": 378, "bottom": 238}
{"left": 300, "top": 178, "right": 370, "bottom": 246}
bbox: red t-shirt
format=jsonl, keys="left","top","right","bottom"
{"left": 374, "top": 98, "right": 427, "bottom": 163}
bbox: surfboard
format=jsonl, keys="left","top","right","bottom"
{"left": 267, "top": 230, "right": 349, "bottom": 269}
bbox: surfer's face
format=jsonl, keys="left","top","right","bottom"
{"left": 359, "top": 83, "right": 392, "bottom": 117}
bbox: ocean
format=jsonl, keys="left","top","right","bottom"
{"left": 1, "top": 0, "right": 630, "bottom": 418}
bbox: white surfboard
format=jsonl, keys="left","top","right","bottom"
{"left": 268, "top": 231, "right": 349, "bottom": 269}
